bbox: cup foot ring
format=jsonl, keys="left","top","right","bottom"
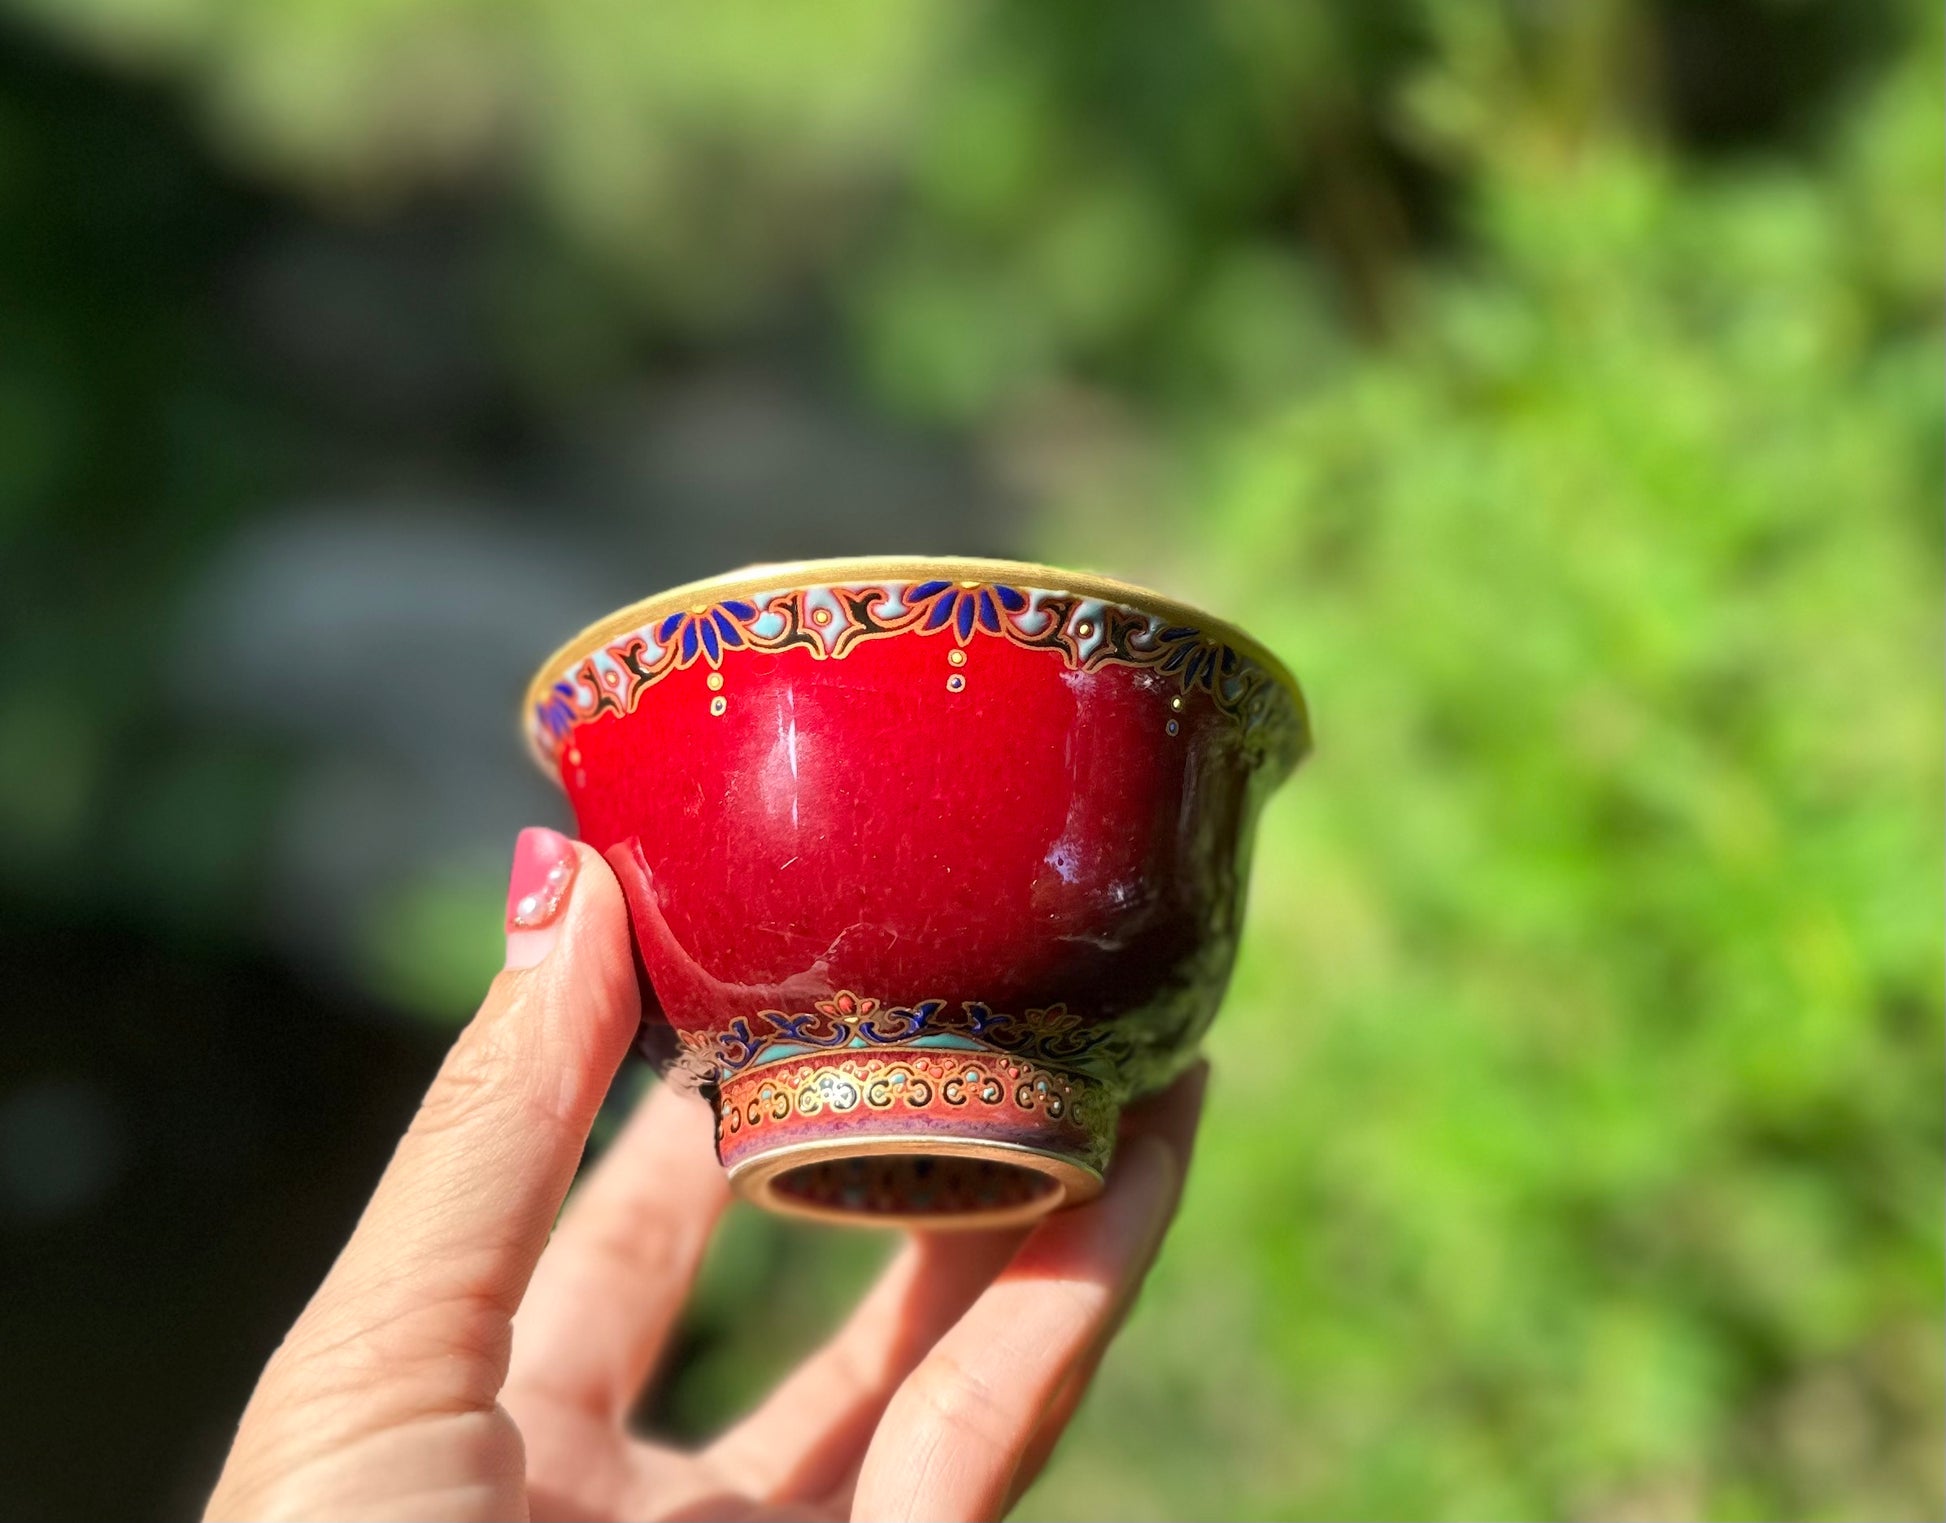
{"left": 727, "top": 1134, "right": 1105, "bottom": 1230}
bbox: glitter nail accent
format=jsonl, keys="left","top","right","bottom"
{"left": 506, "top": 828, "right": 578, "bottom": 931}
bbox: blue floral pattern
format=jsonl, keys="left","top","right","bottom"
{"left": 655, "top": 598, "right": 759, "bottom": 666}
{"left": 905, "top": 580, "right": 1030, "bottom": 642}
{"left": 532, "top": 576, "right": 1302, "bottom": 765}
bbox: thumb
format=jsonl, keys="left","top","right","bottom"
{"left": 238, "top": 829, "right": 639, "bottom": 1429}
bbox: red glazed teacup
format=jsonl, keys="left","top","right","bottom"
{"left": 523, "top": 557, "right": 1310, "bottom": 1227}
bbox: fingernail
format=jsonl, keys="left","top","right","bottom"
{"left": 505, "top": 827, "right": 578, "bottom": 969}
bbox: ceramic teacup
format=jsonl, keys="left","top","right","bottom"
{"left": 524, "top": 557, "right": 1309, "bottom": 1227}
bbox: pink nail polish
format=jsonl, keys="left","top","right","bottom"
{"left": 506, "top": 827, "right": 578, "bottom": 933}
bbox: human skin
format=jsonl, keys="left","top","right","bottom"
{"left": 206, "top": 828, "right": 1205, "bottom": 1522}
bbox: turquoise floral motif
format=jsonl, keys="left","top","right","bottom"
{"left": 680, "top": 991, "right": 1134, "bottom": 1084}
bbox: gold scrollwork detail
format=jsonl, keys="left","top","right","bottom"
{"left": 716, "top": 1048, "right": 1109, "bottom": 1169}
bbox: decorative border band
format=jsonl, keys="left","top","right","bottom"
{"left": 715, "top": 1047, "right": 1116, "bottom": 1172}
{"left": 528, "top": 575, "right": 1302, "bottom": 764}
{"left": 677, "top": 991, "right": 1134, "bottom": 1084}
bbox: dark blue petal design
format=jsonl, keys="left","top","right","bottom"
{"left": 773, "top": 1013, "right": 849, "bottom": 1048}
{"left": 700, "top": 619, "right": 721, "bottom": 660}
{"left": 719, "top": 1017, "right": 760, "bottom": 1071}
{"left": 713, "top": 609, "right": 745, "bottom": 647}
{"left": 955, "top": 593, "right": 976, "bottom": 640}
{"left": 1158, "top": 625, "right": 1198, "bottom": 643}
{"left": 659, "top": 612, "right": 686, "bottom": 642}
{"left": 925, "top": 595, "right": 957, "bottom": 630}
{"left": 864, "top": 1006, "right": 928, "bottom": 1041}
{"left": 994, "top": 585, "right": 1027, "bottom": 612}
{"left": 1162, "top": 644, "right": 1190, "bottom": 672}
{"left": 911, "top": 579, "right": 952, "bottom": 600}
{"left": 977, "top": 589, "right": 1000, "bottom": 632}
{"left": 721, "top": 599, "right": 757, "bottom": 620}
{"left": 681, "top": 622, "right": 700, "bottom": 662}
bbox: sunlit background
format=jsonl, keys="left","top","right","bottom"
{"left": 0, "top": 2, "right": 1939, "bottom": 1518}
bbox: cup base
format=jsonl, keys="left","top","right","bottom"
{"left": 712, "top": 1043, "right": 1116, "bottom": 1227}
{"left": 727, "top": 1135, "right": 1104, "bottom": 1229}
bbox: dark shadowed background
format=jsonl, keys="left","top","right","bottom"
{"left": 0, "top": 2, "right": 1939, "bottom": 1518}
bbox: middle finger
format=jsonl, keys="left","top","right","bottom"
{"left": 705, "top": 1227, "right": 1025, "bottom": 1504}
{"left": 506, "top": 1078, "right": 731, "bottom": 1422}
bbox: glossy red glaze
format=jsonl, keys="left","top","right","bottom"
{"left": 565, "top": 632, "right": 1253, "bottom": 1047}
{"left": 530, "top": 561, "right": 1307, "bottom": 1224}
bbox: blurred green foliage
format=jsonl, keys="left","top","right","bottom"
{"left": 1, "top": 0, "right": 1938, "bottom": 1517}
{"left": 1029, "top": 49, "right": 1944, "bottom": 1523}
